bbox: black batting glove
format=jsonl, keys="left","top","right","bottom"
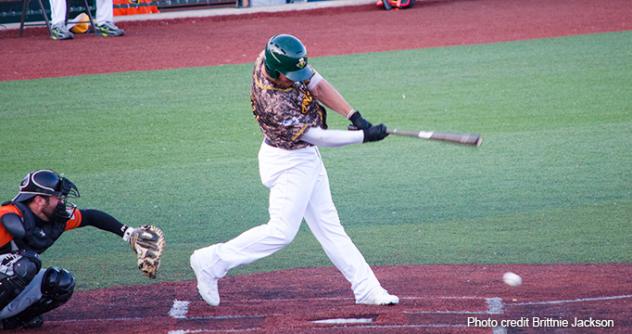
{"left": 362, "top": 124, "right": 389, "bottom": 143}
{"left": 348, "top": 110, "right": 372, "bottom": 130}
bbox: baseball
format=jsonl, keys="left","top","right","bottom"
{"left": 503, "top": 272, "right": 522, "bottom": 287}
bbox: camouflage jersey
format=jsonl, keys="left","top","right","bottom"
{"left": 250, "top": 51, "right": 327, "bottom": 150}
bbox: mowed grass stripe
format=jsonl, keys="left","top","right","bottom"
{"left": 0, "top": 31, "right": 630, "bottom": 289}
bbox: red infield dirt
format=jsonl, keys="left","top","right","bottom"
{"left": 1, "top": 0, "right": 632, "bottom": 81}
{"left": 33, "top": 265, "right": 632, "bottom": 333}
{"left": 4, "top": 0, "right": 632, "bottom": 333}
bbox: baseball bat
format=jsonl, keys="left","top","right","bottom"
{"left": 387, "top": 128, "right": 482, "bottom": 147}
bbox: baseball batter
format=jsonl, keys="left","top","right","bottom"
{"left": 191, "top": 34, "right": 398, "bottom": 306}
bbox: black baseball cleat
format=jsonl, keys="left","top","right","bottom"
{"left": 1, "top": 315, "right": 43, "bottom": 330}
{"left": 23, "top": 315, "right": 44, "bottom": 329}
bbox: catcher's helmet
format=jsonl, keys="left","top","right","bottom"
{"left": 264, "top": 34, "right": 314, "bottom": 82}
{"left": 13, "top": 169, "right": 80, "bottom": 203}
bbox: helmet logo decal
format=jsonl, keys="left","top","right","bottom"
{"left": 297, "top": 58, "right": 306, "bottom": 69}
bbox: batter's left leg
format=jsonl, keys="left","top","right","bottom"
{"left": 303, "top": 162, "right": 398, "bottom": 305}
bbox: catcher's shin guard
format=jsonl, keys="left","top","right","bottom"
{"left": 0, "top": 252, "right": 41, "bottom": 310}
{"left": 41, "top": 267, "right": 75, "bottom": 303}
{"left": 2, "top": 267, "right": 75, "bottom": 328}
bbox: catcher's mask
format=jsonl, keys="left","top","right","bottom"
{"left": 13, "top": 169, "right": 80, "bottom": 220}
{"left": 264, "top": 34, "right": 314, "bottom": 82}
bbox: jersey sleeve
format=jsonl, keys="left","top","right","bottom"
{"left": 64, "top": 209, "right": 83, "bottom": 231}
{"left": 306, "top": 71, "right": 323, "bottom": 91}
{"left": 76, "top": 209, "right": 127, "bottom": 237}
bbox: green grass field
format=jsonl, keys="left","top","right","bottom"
{"left": 1, "top": 31, "right": 630, "bottom": 290}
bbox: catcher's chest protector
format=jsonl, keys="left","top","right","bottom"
{"left": 2, "top": 203, "right": 66, "bottom": 254}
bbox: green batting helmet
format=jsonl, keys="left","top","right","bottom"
{"left": 264, "top": 34, "right": 314, "bottom": 82}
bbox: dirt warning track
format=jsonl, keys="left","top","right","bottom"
{"left": 29, "top": 264, "right": 632, "bottom": 333}
{"left": 1, "top": 0, "right": 631, "bottom": 81}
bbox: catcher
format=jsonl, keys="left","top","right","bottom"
{"left": 0, "top": 169, "right": 165, "bottom": 330}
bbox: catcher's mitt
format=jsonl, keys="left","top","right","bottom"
{"left": 129, "top": 225, "right": 165, "bottom": 279}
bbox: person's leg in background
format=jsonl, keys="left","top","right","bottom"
{"left": 48, "top": 0, "right": 73, "bottom": 40}
{"left": 94, "top": 0, "right": 125, "bottom": 37}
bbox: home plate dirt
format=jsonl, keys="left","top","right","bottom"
{"left": 34, "top": 264, "right": 632, "bottom": 333}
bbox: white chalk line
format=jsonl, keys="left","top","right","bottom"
{"left": 405, "top": 310, "right": 490, "bottom": 315}
{"left": 508, "top": 294, "right": 632, "bottom": 306}
{"left": 492, "top": 327, "right": 508, "bottom": 334}
{"left": 223, "top": 295, "right": 487, "bottom": 304}
{"left": 404, "top": 296, "right": 504, "bottom": 316}
{"left": 328, "top": 324, "right": 468, "bottom": 329}
{"left": 168, "top": 329, "right": 259, "bottom": 334}
{"left": 46, "top": 294, "right": 632, "bottom": 330}
{"left": 312, "top": 318, "right": 374, "bottom": 324}
{"left": 187, "top": 315, "right": 266, "bottom": 320}
{"left": 402, "top": 295, "right": 488, "bottom": 300}
{"left": 486, "top": 297, "right": 505, "bottom": 334}
{"left": 168, "top": 296, "right": 488, "bottom": 332}
{"left": 489, "top": 295, "right": 632, "bottom": 334}
{"left": 169, "top": 299, "right": 190, "bottom": 319}
{"left": 486, "top": 297, "right": 504, "bottom": 315}
{"left": 49, "top": 316, "right": 149, "bottom": 323}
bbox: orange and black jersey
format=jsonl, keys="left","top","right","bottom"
{"left": 0, "top": 203, "right": 128, "bottom": 255}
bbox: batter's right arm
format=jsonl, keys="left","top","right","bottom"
{"left": 302, "top": 127, "right": 363, "bottom": 147}
{"left": 308, "top": 75, "right": 353, "bottom": 118}
{"left": 302, "top": 126, "right": 388, "bottom": 147}
{"left": 309, "top": 77, "right": 373, "bottom": 130}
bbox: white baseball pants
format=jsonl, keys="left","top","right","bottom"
{"left": 49, "top": 0, "right": 113, "bottom": 25}
{"left": 210, "top": 142, "right": 382, "bottom": 301}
